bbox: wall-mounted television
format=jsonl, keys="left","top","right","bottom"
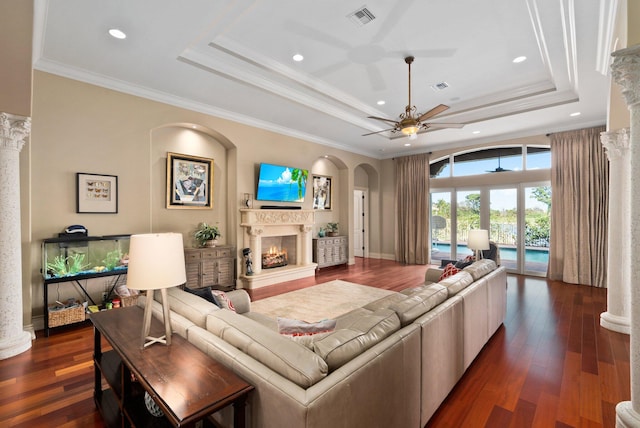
{"left": 256, "top": 163, "right": 309, "bottom": 203}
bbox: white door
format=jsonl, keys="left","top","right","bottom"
{"left": 353, "top": 190, "right": 366, "bottom": 257}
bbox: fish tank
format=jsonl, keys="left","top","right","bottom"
{"left": 42, "top": 235, "right": 130, "bottom": 283}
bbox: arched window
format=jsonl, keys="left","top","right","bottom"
{"left": 430, "top": 146, "right": 550, "bottom": 178}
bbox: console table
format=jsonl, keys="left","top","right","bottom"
{"left": 312, "top": 236, "right": 348, "bottom": 270}
{"left": 184, "top": 245, "right": 236, "bottom": 291}
{"left": 91, "top": 306, "right": 253, "bottom": 427}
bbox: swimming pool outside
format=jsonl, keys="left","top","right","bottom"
{"left": 431, "top": 242, "right": 549, "bottom": 273}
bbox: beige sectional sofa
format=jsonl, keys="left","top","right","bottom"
{"left": 140, "top": 259, "right": 507, "bottom": 427}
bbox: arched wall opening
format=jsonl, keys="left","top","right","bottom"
{"left": 150, "top": 123, "right": 238, "bottom": 250}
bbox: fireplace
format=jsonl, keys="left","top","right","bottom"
{"left": 240, "top": 209, "right": 317, "bottom": 289}
{"left": 262, "top": 247, "right": 288, "bottom": 268}
{"left": 261, "top": 235, "right": 295, "bottom": 269}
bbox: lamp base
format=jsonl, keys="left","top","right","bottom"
{"left": 141, "top": 289, "right": 172, "bottom": 349}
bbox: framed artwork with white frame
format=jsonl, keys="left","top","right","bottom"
{"left": 312, "top": 175, "right": 332, "bottom": 210}
{"left": 76, "top": 173, "right": 118, "bottom": 214}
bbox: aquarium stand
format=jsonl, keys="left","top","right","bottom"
{"left": 42, "top": 234, "right": 131, "bottom": 336}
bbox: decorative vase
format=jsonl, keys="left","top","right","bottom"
{"left": 205, "top": 239, "right": 218, "bottom": 248}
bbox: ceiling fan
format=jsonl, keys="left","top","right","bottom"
{"left": 363, "top": 56, "right": 464, "bottom": 137}
{"left": 486, "top": 157, "right": 512, "bottom": 173}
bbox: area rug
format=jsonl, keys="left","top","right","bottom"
{"left": 250, "top": 280, "right": 396, "bottom": 322}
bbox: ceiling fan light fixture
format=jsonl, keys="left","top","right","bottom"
{"left": 401, "top": 125, "right": 419, "bottom": 136}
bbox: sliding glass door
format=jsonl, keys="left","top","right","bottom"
{"left": 490, "top": 188, "right": 517, "bottom": 270}
{"left": 524, "top": 185, "right": 550, "bottom": 275}
{"left": 430, "top": 183, "right": 549, "bottom": 276}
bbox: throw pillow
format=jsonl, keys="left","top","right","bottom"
{"left": 277, "top": 317, "right": 337, "bottom": 336}
{"left": 211, "top": 290, "right": 236, "bottom": 312}
{"left": 439, "top": 263, "right": 460, "bottom": 281}
{"left": 183, "top": 286, "right": 218, "bottom": 306}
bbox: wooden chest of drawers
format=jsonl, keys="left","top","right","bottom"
{"left": 184, "top": 245, "right": 236, "bottom": 291}
{"left": 312, "top": 236, "right": 348, "bottom": 269}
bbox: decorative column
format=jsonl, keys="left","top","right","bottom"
{"left": 0, "top": 112, "right": 32, "bottom": 360}
{"left": 611, "top": 44, "right": 640, "bottom": 428}
{"left": 600, "top": 128, "right": 631, "bottom": 334}
{"left": 300, "top": 225, "right": 313, "bottom": 266}
{"left": 248, "top": 227, "right": 263, "bottom": 275}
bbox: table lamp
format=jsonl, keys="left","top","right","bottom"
{"left": 127, "top": 233, "right": 186, "bottom": 348}
{"left": 467, "top": 229, "right": 490, "bottom": 261}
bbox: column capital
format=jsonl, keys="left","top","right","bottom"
{"left": 601, "top": 128, "right": 630, "bottom": 161}
{"left": 611, "top": 45, "right": 640, "bottom": 108}
{"left": 0, "top": 112, "right": 31, "bottom": 151}
{"left": 248, "top": 227, "right": 263, "bottom": 237}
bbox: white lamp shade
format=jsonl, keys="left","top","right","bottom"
{"left": 467, "top": 229, "right": 490, "bottom": 251}
{"left": 127, "top": 233, "right": 186, "bottom": 291}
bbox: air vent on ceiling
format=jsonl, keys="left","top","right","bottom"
{"left": 347, "top": 6, "right": 376, "bottom": 26}
{"left": 431, "top": 82, "right": 449, "bottom": 91}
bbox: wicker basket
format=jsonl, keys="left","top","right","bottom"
{"left": 48, "top": 301, "right": 85, "bottom": 327}
{"left": 118, "top": 294, "right": 141, "bottom": 307}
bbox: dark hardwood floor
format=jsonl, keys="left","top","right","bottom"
{"left": 0, "top": 258, "right": 630, "bottom": 427}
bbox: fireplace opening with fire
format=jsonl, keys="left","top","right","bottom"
{"left": 262, "top": 246, "right": 288, "bottom": 269}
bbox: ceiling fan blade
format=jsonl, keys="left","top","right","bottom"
{"left": 368, "top": 115, "right": 399, "bottom": 124}
{"left": 418, "top": 104, "right": 449, "bottom": 122}
{"left": 366, "top": 64, "right": 386, "bottom": 91}
{"left": 362, "top": 128, "right": 396, "bottom": 136}
{"left": 424, "top": 122, "right": 465, "bottom": 129}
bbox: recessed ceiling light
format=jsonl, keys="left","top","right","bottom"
{"left": 292, "top": 54, "right": 304, "bottom": 62}
{"left": 570, "top": 112, "right": 581, "bottom": 117}
{"left": 513, "top": 56, "right": 527, "bottom": 63}
{"left": 377, "top": 100, "right": 385, "bottom": 105}
{"left": 472, "top": 131, "right": 481, "bottom": 134}
{"left": 108, "top": 28, "right": 127, "bottom": 39}
{"left": 404, "top": 143, "right": 411, "bottom": 146}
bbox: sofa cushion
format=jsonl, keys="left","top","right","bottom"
{"left": 389, "top": 284, "right": 448, "bottom": 326}
{"left": 362, "top": 293, "right": 407, "bottom": 312}
{"left": 463, "top": 259, "right": 497, "bottom": 281}
{"left": 313, "top": 309, "right": 401, "bottom": 371}
{"left": 438, "top": 271, "right": 474, "bottom": 297}
{"left": 162, "top": 287, "right": 220, "bottom": 328}
{"left": 206, "top": 309, "right": 328, "bottom": 388}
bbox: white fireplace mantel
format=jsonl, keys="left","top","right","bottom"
{"left": 239, "top": 209, "right": 317, "bottom": 289}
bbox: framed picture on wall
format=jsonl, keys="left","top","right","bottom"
{"left": 76, "top": 173, "right": 118, "bottom": 213}
{"left": 312, "top": 175, "right": 332, "bottom": 210}
{"left": 166, "top": 152, "right": 214, "bottom": 209}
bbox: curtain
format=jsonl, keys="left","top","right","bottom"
{"left": 395, "top": 153, "right": 430, "bottom": 264}
{"left": 549, "top": 126, "right": 608, "bottom": 287}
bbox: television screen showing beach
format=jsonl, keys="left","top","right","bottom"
{"left": 256, "top": 163, "right": 308, "bottom": 202}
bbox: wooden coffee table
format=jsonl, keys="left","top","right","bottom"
{"left": 91, "top": 306, "right": 253, "bottom": 427}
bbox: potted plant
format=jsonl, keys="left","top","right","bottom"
{"left": 194, "top": 222, "right": 221, "bottom": 247}
{"left": 326, "top": 222, "right": 339, "bottom": 237}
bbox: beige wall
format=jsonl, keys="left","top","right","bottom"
{"left": 0, "top": 0, "right": 32, "bottom": 117}
{"left": 27, "top": 71, "right": 381, "bottom": 326}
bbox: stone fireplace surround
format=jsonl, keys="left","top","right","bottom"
{"left": 239, "top": 209, "right": 317, "bottom": 289}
